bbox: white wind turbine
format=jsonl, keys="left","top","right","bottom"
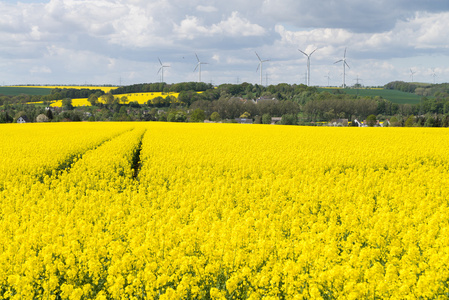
{"left": 410, "top": 68, "right": 416, "bottom": 82}
{"left": 334, "top": 48, "right": 350, "bottom": 88}
{"left": 194, "top": 53, "right": 208, "bottom": 82}
{"left": 255, "top": 51, "right": 269, "bottom": 86}
{"left": 431, "top": 68, "right": 437, "bottom": 84}
{"left": 298, "top": 48, "right": 318, "bottom": 86}
{"left": 324, "top": 72, "right": 331, "bottom": 87}
{"left": 157, "top": 58, "right": 170, "bottom": 83}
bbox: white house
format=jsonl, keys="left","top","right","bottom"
{"left": 17, "top": 116, "right": 30, "bottom": 123}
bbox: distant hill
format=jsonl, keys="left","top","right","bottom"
{"left": 318, "top": 87, "right": 423, "bottom": 105}
{"left": 385, "top": 81, "right": 449, "bottom": 98}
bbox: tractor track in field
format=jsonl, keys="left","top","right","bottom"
{"left": 38, "top": 129, "right": 133, "bottom": 182}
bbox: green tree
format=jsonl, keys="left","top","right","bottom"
{"left": 175, "top": 111, "right": 187, "bottom": 122}
{"left": 424, "top": 116, "right": 435, "bottom": 127}
{"left": 0, "top": 112, "right": 13, "bottom": 123}
{"left": 262, "top": 113, "right": 272, "bottom": 124}
{"left": 46, "top": 109, "right": 53, "bottom": 120}
{"left": 62, "top": 98, "right": 73, "bottom": 110}
{"left": 404, "top": 115, "right": 415, "bottom": 127}
{"left": 120, "top": 96, "right": 128, "bottom": 105}
{"left": 119, "top": 106, "right": 128, "bottom": 115}
{"left": 210, "top": 112, "right": 221, "bottom": 122}
{"left": 239, "top": 111, "right": 251, "bottom": 118}
{"left": 87, "top": 94, "right": 99, "bottom": 106}
{"left": 36, "top": 114, "right": 49, "bottom": 122}
{"left": 101, "top": 93, "right": 116, "bottom": 106}
{"left": 389, "top": 116, "right": 401, "bottom": 127}
{"left": 366, "top": 114, "right": 377, "bottom": 127}
{"left": 167, "top": 112, "right": 175, "bottom": 122}
{"left": 281, "top": 114, "right": 297, "bottom": 125}
{"left": 190, "top": 109, "right": 205, "bottom": 122}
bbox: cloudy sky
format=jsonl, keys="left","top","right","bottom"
{"left": 1, "top": 0, "right": 449, "bottom": 87}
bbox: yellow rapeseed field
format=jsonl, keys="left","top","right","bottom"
{"left": 1, "top": 123, "right": 449, "bottom": 299}
{"left": 49, "top": 92, "right": 180, "bottom": 107}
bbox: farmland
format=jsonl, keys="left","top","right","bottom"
{"left": 0, "top": 86, "right": 54, "bottom": 96}
{"left": 318, "top": 87, "right": 423, "bottom": 104}
{"left": 1, "top": 122, "right": 449, "bottom": 299}
{"left": 1, "top": 85, "right": 118, "bottom": 95}
{"left": 49, "top": 92, "right": 180, "bottom": 107}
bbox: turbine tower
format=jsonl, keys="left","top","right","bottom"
{"left": 410, "top": 69, "right": 416, "bottom": 82}
{"left": 157, "top": 58, "right": 169, "bottom": 83}
{"left": 431, "top": 68, "right": 437, "bottom": 84}
{"left": 194, "top": 53, "right": 208, "bottom": 82}
{"left": 298, "top": 48, "right": 318, "bottom": 86}
{"left": 334, "top": 48, "right": 350, "bottom": 88}
{"left": 324, "top": 72, "right": 331, "bottom": 87}
{"left": 255, "top": 52, "right": 269, "bottom": 86}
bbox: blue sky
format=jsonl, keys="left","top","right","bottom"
{"left": 1, "top": 0, "right": 449, "bottom": 87}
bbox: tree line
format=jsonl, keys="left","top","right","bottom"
{"left": 2, "top": 82, "right": 449, "bottom": 126}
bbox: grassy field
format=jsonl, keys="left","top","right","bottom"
{"left": 319, "top": 87, "right": 423, "bottom": 104}
{"left": 0, "top": 86, "right": 54, "bottom": 96}
{"left": 0, "top": 85, "right": 118, "bottom": 96}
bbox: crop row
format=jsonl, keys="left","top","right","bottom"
{"left": 0, "top": 123, "right": 145, "bottom": 299}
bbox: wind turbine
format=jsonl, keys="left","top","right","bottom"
{"left": 194, "top": 53, "right": 208, "bottom": 82}
{"left": 324, "top": 72, "right": 331, "bottom": 87}
{"left": 157, "top": 58, "right": 169, "bottom": 83}
{"left": 334, "top": 48, "right": 350, "bottom": 88}
{"left": 298, "top": 48, "right": 318, "bottom": 86}
{"left": 410, "top": 69, "right": 416, "bottom": 82}
{"left": 431, "top": 68, "right": 437, "bottom": 84}
{"left": 255, "top": 52, "right": 269, "bottom": 86}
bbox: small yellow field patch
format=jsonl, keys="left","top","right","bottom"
{"left": 49, "top": 92, "right": 180, "bottom": 107}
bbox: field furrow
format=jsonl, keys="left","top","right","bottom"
{"left": 0, "top": 124, "right": 147, "bottom": 299}
{"left": 0, "top": 123, "right": 134, "bottom": 188}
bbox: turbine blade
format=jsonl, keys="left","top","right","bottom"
{"left": 344, "top": 47, "right": 347, "bottom": 58}
{"left": 255, "top": 51, "right": 262, "bottom": 61}
{"left": 195, "top": 53, "right": 200, "bottom": 62}
{"left": 310, "top": 48, "right": 318, "bottom": 56}
{"left": 194, "top": 63, "right": 199, "bottom": 72}
{"left": 334, "top": 60, "right": 343, "bottom": 64}
{"left": 298, "top": 49, "right": 307, "bottom": 56}
{"left": 256, "top": 63, "right": 260, "bottom": 72}
{"left": 157, "top": 67, "right": 162, "bottom": 74}
{"left": 345, "top": 61, "right": 350, "bottom": 69}
{"left": 158, "top": 57, "right": 162, "bottom": 66}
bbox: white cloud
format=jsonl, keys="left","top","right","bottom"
{"left": 211, "top": 12, "right": 266, "bottom": 37}
{"left": 30, "top": 65, "right": 52, "bottom": 74}
{"left": 173, "top": 15, "right": 208, "bottom": 40}
{"left": 174, "top": 12, "right": 266, "bottom": 39}
{"left": 196, "top": 5, "right": 218, "bottom": 13}
{"left": 212, "top": 54, "right": 220, "bottom": 63}
{"left": 29, "top": 26, "right": 41, "bottom": 40}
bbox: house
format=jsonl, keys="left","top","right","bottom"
{"left": 255, "top": 96, "right": 277, "bottom": 104}
{"left": 17, "top": 115, "right": 30, "bottom": 123}
{"left": 235, "top": 118, "right": 253, "bottom": 124}
{"left": 271, "top": 117, "right": 282, "bottom": 124}
{"left": 329, "top": 118, "right": 349, "bottom": 127}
